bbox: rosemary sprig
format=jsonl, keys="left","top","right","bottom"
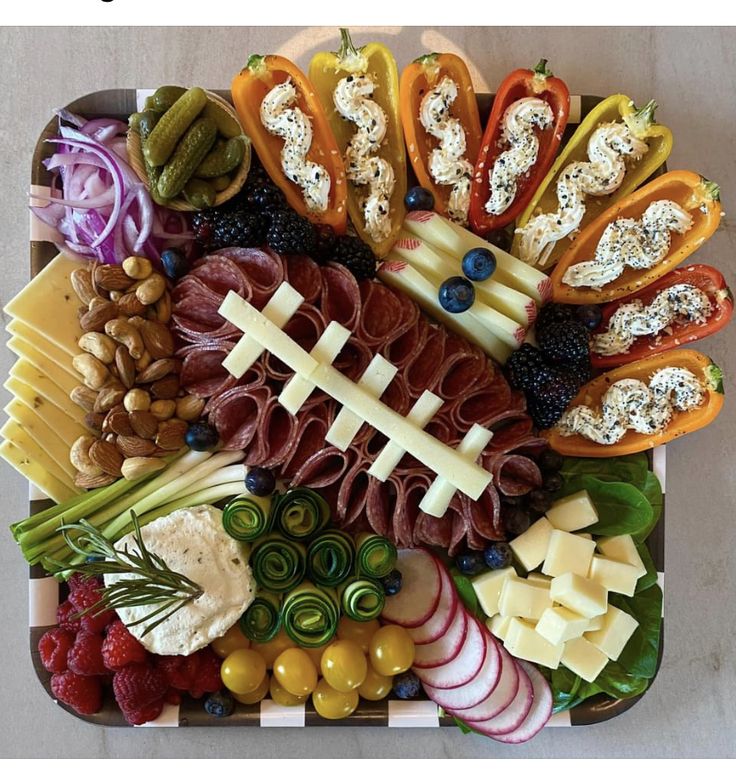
{"left": 51, "top": 511, "right": 204, "bottom": 637}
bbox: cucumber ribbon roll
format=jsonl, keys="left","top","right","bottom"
{"left": 272, "top": 487, "right": 330, "bottom": 542}
{"left": 250, "top": 533, "right": 306, "bottom": 593}
{"left": 354, "top": 532, "right": 397, "bottom": 578}
{"left": 307, "top": 530, "right": 355, "bottom": 587}
{"left": 240, "top": 592, "right": 282, "bottom": 642}
{"left": 222, "top": 494, "right": 273, "bottom": 542}
{"left": 281, "top": 582, "right": 340, "bottom": 647}
{"left": 340, "top": 577, "right": 385, "bottom": 621}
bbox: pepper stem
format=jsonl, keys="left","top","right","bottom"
{"left": 700, "top": 177, "right": 721, "bottom": 202}
{"left": 335, "top": 28, "right": 369, "bottom": 73}
{"left": 246, "top": 54, "right": 266, "bottom": 74}
{"left": 706, "top": 363, "right": 724, "bottom": 394}
{"left": 337, "top": 28, "right": 360, "bottom": 60}
{"left": 533, "top": 58, "right": 552, "bottom": 78}
{"left": 413, "top": 53, "right": 439, "bottom": 65}
{"left": 624, "top": 99, "right": 658, "bottom": 137}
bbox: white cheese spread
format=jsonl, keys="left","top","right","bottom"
{"left": 557, "top": 367, "right": 705, "bottom": 444}
{"left": 260, "top": 79, "right": 331, "bottom": 213}
{"left": 419, "top": 76, "right": 474, "bottom": 224}
{"left": 487, "top": 97, "right": 554, "bottom": 216}
{"left": 106, "top": 505, "right": 254, "bottom": 656}
{"left": 333, "top": 74, "right": 395, "bottom": 242}
{"left": 516, "top": 122, "right": 649, "bottom": 265}
{"left": 591, "top": 283, "right": 712, "bottom": 356}
{"left": 562, "top": 200, "right": 694, "bottom": 289}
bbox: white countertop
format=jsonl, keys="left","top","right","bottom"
{"left": 0, "top": 25, "right": 734, "bottom": 758}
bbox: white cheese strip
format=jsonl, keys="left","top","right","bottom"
{"left": 369, "top": 390, "right": 444, "bottom": 481}
{"left": 221, "top": 284, "right": 304, "bottom": 378}
{"left": 379, "top": 259, "right": 512, "bottom": 364}
{"left": 8, "top": 360, "right": 86, "bottom": 424}
{"left": 2, "top": 407, "right": 77, "bottom": 480}
{"left": 0, "top": 439, "right": 79, "bottom": 503}
{"left": 326, "top": 355, "right": 397, "bottom": 451}
{"left": 388, "top": 700, "right": 440, "bottom": 728}
{"left": 419, "top": 424, "right": 493, "bottom": 517}
{"left": 1, "top": 417, "right": 78, "bottom": 487}
{"left": 219, "top": 290, "right": 317, "bottom": 379}
{"left": 6, "top": 338, "right": 81, "bottom": 394}
{"left": 5, "top": 385, "right": 84, "bottom": 447}
{"left": 259, "top": 700, "right": 306, "bottom": 728}
{"left": 278, "top": 321, "right": 352, "bottom": 415}
{"left": 6, "top": 320, "right": 80, "bottom": 379}
{"left": 29, "top": 577, "right": 61, "bottom": 627}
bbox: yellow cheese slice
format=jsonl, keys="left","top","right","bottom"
{"left": 6, "top": 319, "right": 80, "bottom": 379}
{"left": 5, "top": 384, "right": 83, "bottom": 447}
{"left": 7, "top": 363, "right": 86, "bottom": 424}
{"left": 0, "top": 439, "right": 78, "bottom": 504}
{"left": 6, "top": 338, "right": 81, "bottom": 395}
{"left": 3, "top": 253, "right": 85, "bottom": 357}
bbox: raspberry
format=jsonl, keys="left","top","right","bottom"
{"left": 67, "top": 573, "right": 101, "bottom": 594}
{"left": 39, "top": 628, "right": 75, "bottom": 673}
{"left": 113, "top": 662, "right": 168, "bottom": 715}
{"left": 68, "top": 630, "right": 109, "bottom": 676}
{"left": 165, "top": 687, "right": 182, "bottom": 706}
{"left": 68, "top": 583, "right": 116, "bottom": 633}
{"left": 122, "top": 699, "right": 164, "bottom": 726}
{"left": 102, "top": 621, "right": 147, "bottom": 671}
{"left": 56, "top": 599, "right": 81, "bottom": 633}
{"left": 189, "top": 647, "right": 223, "bottom": 699}
{"left": 50, "top": 670, "right": 103, "bottom": 715}
{"left": 156, "top": 652, "right": 200, "bottom": 693}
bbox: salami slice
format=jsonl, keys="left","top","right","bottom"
{"left": 332, "top": 336, "right": 372, "bottom": 382}
{"left": 450, "top": 380, "right": 514, "bottom": 431}
{"left": 179, "top": 343, "right": 238, "bottom": 398}
{"left": 404, "top": 325, "right": 446, "bottom": 397}
{"left": 413, "top": 510, "right": 454, "bottom": 549}
{"left": 464, "top": 487, "right": 505, "bottom": 541}
{"left": 436, "top": 349, "right": 488, "bottom": 401}
{"left": 216, "top": 247, "right": 284, "bottom": 309}
{"left": 291, "top": 446, "right": 355, "bottom": 489}
{"left": 383, "top": 313, "right": 428, "bottom": 371}
{"left": 247, "top": 397, "right": 300, "bottom": 468}
{"left": 190, "top": 255, "right": 250, "bottom": 297}
{"left": 321, "top": 263, "right": 361, "bottom": 331}
{"left": 488, "top": 454, "right": 542, "bottom": 496}
{"left": 171, "top": 275, "right": 241, "bottom": 341}
{"left": 264, "top": 304, "right": 325, "bottom": 381}
{"left": 394, "top": 471, "right": 432, "bottom": 547}
{"left": 484, "top": 417, "right": 536, "bottom": 455}
{"left": 284, "top": 254, "right": 322, "bottom": 303}
{"left": 335, "top": 459, "right": 373, "bottom": 529}
{"left": 280, "top": 404, "right": 330, "bottom": 478}
{"left": 357, "top": 281, "right": 409, "bottom": 348}
{"left": 209, "top": 385, "right": 271, "bottom": 451}
{"left": 366, "top": 475, "right": 400, "bottom": 542}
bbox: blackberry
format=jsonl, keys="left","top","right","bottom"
{"left": 567, "top": 359, "right": 593, "bottom": 387}
{"left": 192, "top": 208, "right": 268, "bottom": 251}
{"left": 535, "top": 302, "right": 575, "bottom": 333}
{"left": 311, "top": 225, "right": 337, "bottom": 264}
{"left": 266, "top": 210, "right": 317, "bottom": 255}
{"left": 527, "top": 374, "right": 580, "bottom": 429}
{"left": 331, "top": 235, "right": 377, "bottom": 280}
{"left": 244, "top": 182, "right": 286, "bottom": 212}
{"left": 506, "top": 344, "right": 553, "bottom": 392}
{"left": 537, "top": 320, "right": 590, "bottom": 367}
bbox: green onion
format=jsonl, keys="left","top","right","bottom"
{"left": 272, "top": 487, "right": 330, "bottom": 542}
{"left": 340, "top": 577, "right": 385, "bottom": 621}
{"left": 354, "top": 532, "right": 397, "bottom": 579}
{"left": 281, "top": 581, "right": 339, "bottom": 648}
{"left": 240, "top": 592, "right": 282, "bottom": 642}
{"left": 306, "top": 530, "right": 355, "bottom": 587}
{"left": 250, "top": 533, "right": 306, "bottom": 593}
{"left": 222, "top": 494, "right": 273, "bottom": 542}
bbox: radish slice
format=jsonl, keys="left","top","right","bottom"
{"left": 458, "top": 658, "right": 533, "bottom": 735}
{"left": 490, "top": 661, "right": 553, "bottom": 743}
{"left": 407, "top": 560, "right": 459, "bottom": 645}
{"left": 454, "top": 640, "right": 520, "bottom": 720}
{"left": 413, "top": 604, "right": 467, "bottom": 668}
{"left": 423, "top": 628, "right": 501, "bottom": 709}
{"left": 381, "top": 548, "right": 441, "bottom": 628}
{"left": 414, "top": 614, "right": 485, "bottom": 688}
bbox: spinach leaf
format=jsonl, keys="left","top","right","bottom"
{"left": 591, "top": 661, "right": 650, "bottom": 699}
{"left": 450, "top": 568, "right": 481, "bottom": 619}
{"left": 636, "top": 471, "right": 663, "bottom": 540}
{"left": 610, "top": 584, "right": 663, "bottom": 678}
{"left": 560, "top": 454, "right": 649, "bottom": 490}
{"left": 634, "top": 541, "right": 658, "bottom": 594}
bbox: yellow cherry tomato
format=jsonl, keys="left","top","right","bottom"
{"left": 321, "top": 640, "right": 368, "bottom": 692}
{"left": 336, "top": 617, "right": 381, "bottom": 653}
{"left": 269, "top": 674, "right": 308, "bottom": 707}
{"left": 211, "top": 625, "right": 251, "bottom": 658}
{"left": 302, "top": 639, "right": 333, "bottom": 675}
{"left": 273, "top": 647, "right": 319, "bottom": 696}
{"left": 251, "top": 627, "right": 295, "bottom": 668}
{"left": 232, "top": 673, "right": 269, "bottom": 705}
{"left": 369, "top": 625, "right": 416, "bottom": 677}
{"left": 220, "top": 648, "right": 267, "bottom": 694}
{"left": 312, "top": 678, "right": 359, "bottom": 720}
{"left": 357, "top": 664, "right": 394, "bottom": 701}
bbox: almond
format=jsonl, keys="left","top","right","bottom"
{"left": 94, "top": 264, "right": 135, "bottom": 292}
{"left": 150, "top": 374, "right": 180, "bottom": 400}
{"left": 103, "top": 405, "right": 134, "bottom": 436}
{"left": 156, "top": 419, "right": 188, "bottom": 451}
{"left": 89, "top": 439, "right": 124, "bottom": 477}
{"left": 84, "top": 412, "right": 106, "bottom": 433}
{"left": 121, "top": 456, "right": 166, "bottom": 481}
{"left": 75, "top": 470, "right": 117, "bottom": 489}
{"left": 80, "top": 301, "right": 119, "bottom": 333}
{"left": 115, "top": 345, "right": 136, "bottom": 389}
{"left": 135, "top": 350, "right": 153, "bottom": 373}
{"left": 70, "top": 385, "right": 99, "bottom": 413}
{"left": 116, "top": 435, "right": 157, "bottom": 458}
{"left": 175, "top": 395, "right": 205, "bottom": 422}
{"left": 155, "top": 291, "right": 172, "bottom": 324}
{"left": 93, "top": 382, "right": 126, "bottom": 413}
{"left": 140, "top": 319, "right": 174, "bottom": 359}
{"left": 129, "top": 410, "right": 159, "bottom": 439}
{"left": 117, "top": 291, "right": 148, "bottom": 316}
{"left": 136, "top": 358, "right": 176, "bottom": 384}
{"left": 71, "top": 268, "right": 97, "bottom": 305}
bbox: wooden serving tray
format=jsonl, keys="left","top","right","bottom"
{"left": 26, "top": 89, "right": 666, "bottom": 729}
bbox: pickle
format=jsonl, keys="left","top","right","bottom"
{"left": 195, "top": 136, "right": 246, "bottom": 178}
{"left": 133, "top": 110, "right": 163, "bottom": 138}
{"left": 144, "top": 86, "right": 208, "bottom": 167}
{"left": 211, "top": 174, "right": 232, "bottom": 192}
{"left": 203, "top": 100, "right": 243, "bottom": 139}
{"left": 135, "top": 112, "right": 170, "bottom": 207}
{"left": 183, "top": 178, "right": 217, "bottom": 209}
{"left": 157, "top": 116, "right": 217, "bottom": 200}
{"left": 144, "top": 85, "right": 187, "bottom": 113}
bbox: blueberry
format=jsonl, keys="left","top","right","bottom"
{"left": 245, "top": 466, "right": 276, "bottom": 496}
{"left": 527, "top": 489, "right": 554, "bottom": 514}
{"left": 538, "top": 449, "right": 564, "bottom": 472}
{"left": 204, "top": 690, "right": 235, "bottom": 717}
{"left": 542, "top": 472, "right": 563, "bottom": 492}
{"left": 484, "top": 542, "right": 512, "bottom": 570}
{"left": 185, "top": 421, "right": 219, "bottom": 452}
{"left": 393, "top": 671, "right": 422, "bottom": 699}
{"left": 455, "top": 551, "right": 485, "bottom": 575}
{"left": 404, "top": 186, "right": 435, "bottom": 212}
{"left": 382, "top": 569, "right": 402, "bottom": 596}
{"left": 439, "top": 277, "right": 475, "bottom": 313}
{"left": 502, "top": 506, "right": 531, "bottom": 536}
{"left": 160, "top": 248, "right": 189, "bottom": 281}
{"left": 462, "top": 248, "right": 497, "bottom": 282}
{"left": 576, "top": 304, "right": 603, "bottom": 331}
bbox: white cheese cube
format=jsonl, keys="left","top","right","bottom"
{"left": 584, "top": 613, "right": 606, "bottom": 632}
{"left": 596, "top": 534, "right": 647, "bottom": 578}
{"left": 498, "top": 577, "right": 554, "bottom": 621}
{"left": 472, "top": 567, "right": 517, "bottom": 618}
{"left": 535, "top": 607, "right": 590, "bottom": 646}
{"left": 589, "top": 556, "right": 640, "bottom": 597}
{"left": 550, "top": 573, "right": 608, "bottom": 618}
{"left": 546, "top": 490, "right": 599, "bottom": 532}
{"left": 486, "top": 614, "right": 512, "bottom": 640}
{"left": 510, "top": 516, "right": 554, "bottom": 571}
{"left": 576, "top": 533, "right": 593, "bottom": 541}
{"left": 527, "top": 572, "right": 553, "bottom": 588}
{"left": 561, "top": 637, "right": 609, "bottom": 682}
{"left": 542, "top": 530, "right": 595, "bottom": 578}
{"left": 504, "top": 618, "right": 563, "bottom": 669}
{"left": 585, "top": 606, "right": 639, "bottom": 660}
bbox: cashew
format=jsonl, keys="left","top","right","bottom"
{"left": 72, "top": 353, "right": 110, "bottom": 390}
{"left": 135, "top": 273, "right": 167, "bottom": 305}
{"left": 135, "top": 350, "right": 153, "bottom": 373}
{"left": 123, "top": 388, "right": 151, "bottom": 413}
{"left": 104, "top": 318, "right": 145, "bottom": 360}
{"left": 70, "top": 435, "right": 104, "bottom": 476}
{"left": 122, "top": 256, "right": 153, "bottom": 280}
{"left": 78, "top": 332, "right": 117, "bottom": 364}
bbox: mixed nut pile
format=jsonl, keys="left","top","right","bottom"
{"left": 68, "top": 257, "right": 202, "bottom": 487}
